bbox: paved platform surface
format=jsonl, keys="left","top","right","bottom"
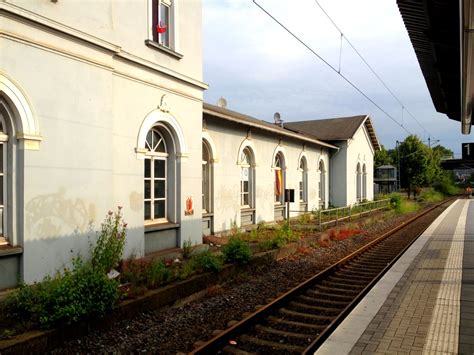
{"left": 316, "top": 199, "right": 474, "bottom": 355}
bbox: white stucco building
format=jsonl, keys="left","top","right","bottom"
{"left": 0, "top": 0, "right": 207, "bottom": 287}
{"left": 286, "top": 116, "right": 380, "bottom": 207}
{"left": 0, "top": 1, "right": 380, "bottom": 289}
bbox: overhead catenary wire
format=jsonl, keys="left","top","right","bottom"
{"left": 252, "top": 0, "right": 412, "bottom": 136}
{"left": 313, "top": 0, "right": 435, "bottom": 141}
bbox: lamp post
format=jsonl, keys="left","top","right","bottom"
{"left": 396, "top": 140, "right": 401, "bottom": 191}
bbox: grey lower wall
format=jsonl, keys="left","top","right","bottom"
{"left": 144, "top": 228, "right": 179, "bottom": 254}
{"left": 0, "top": 251, "right": 21, "bottom": 289}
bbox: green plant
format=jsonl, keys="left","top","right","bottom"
{"left": 120, "top": 258, "right": 172, "bottom": 289}
{"left": 222, "top": 238, "right": 251, "bottom": 265}
{"left": 182, "top": 239, "right": 193, "bottom": 259}
{"left": 192, "top": 252, "right": 223, "bottom": 273}
{"left": 397, "top": 200, "right": 419, "bottom": 214}
{"left": 419, "top": 189, "right": 444, "bottom": 203}
{"left": 389, "top": 193, "right": 402, "bottom": 210}
{"left": 10, "top": 257, "right": 118, "bottom": 328}
{"left": 91, "top": 207, "right": 127, "bottom": 272}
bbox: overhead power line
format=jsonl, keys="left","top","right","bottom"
{"left": 313, "top": 0, "right": 434, "bottom": 140}
{"left": 252, "top": 0, "right": 414, "bottom": 137}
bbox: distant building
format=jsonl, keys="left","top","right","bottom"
{"left": 374, "top": 165, "right": 398, "bottom": 195}
{"left": 286, "top": 116, "right": 381, "bottom": 206}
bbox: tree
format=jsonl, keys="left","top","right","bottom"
{"left": 397, "top": 135, "right": 431, "bottom": 197}
{"left": 374, "top": 145, "right": 394, "bottom": 168}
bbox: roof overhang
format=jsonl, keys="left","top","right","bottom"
{"left": 441, "top": 158, "right": 474, "bottom": 169}
{"left": 203, "top": 104, "right": 339, "bottom": 150}
{"left": 362, "top": 116, "right": 381, "bottom": 152}
{"left": 397, "top": 0, "right": 473, "bottom": 134}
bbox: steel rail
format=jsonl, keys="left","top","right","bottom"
{"left": 190, "top": 197, "right": 456, "bottom": 355}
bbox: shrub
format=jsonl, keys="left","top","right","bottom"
{"left": 120, "top": 258, "right": 172, "bottom": 289}
{"left": 91, "top": 207, "right": 127, "bottom": 272}
{"left": 182, "top": 239, "right": 193, "bottom": 259}
{"left": 397, "top": 200, "right": 419, "bottom": 214}
{"left": 192, "top": 252, "right": 223, "bottom": 273}
{"left": 419, "top": 189, "right": 444, "bottom": 203}
{"left": 222, "top": 238, "right": 251, "bottom": 265}
{"left": 389, "top": 193, "right": 402, "bottom": 210}
{"left": 10, "top": 258, "right": 118, "bottom": 328}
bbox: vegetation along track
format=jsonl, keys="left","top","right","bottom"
{"left": 191, "top": 198, "right": 456, "bottom": 355}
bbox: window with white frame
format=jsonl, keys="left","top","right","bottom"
{"left": 0, "top": 117, "right": 7, "bottom": 245}
{"left": 356, "top": 163, "right": 362, "bottom": 202}
{"left": 202, "top": 141, "right": 211, "bottom": 213}
{"left": 274, "top": 153, "right": 285, "bottom": 204}
{"left": 152, "top": 0, "right": 174, "bottom": 48}
{"left": 362, "top": 164, "right": 367, "bottom": 200}
{"left": 144, "top": 128, "right": 168, "bottom": 222}
{"left": 319, "top": 160, "right": 325, "bottom": 207}
{"left": 240, "top": 148, "right": 254, "bottom": 207}
{"left": 299, "top": 157, "right": 307, "bottom": 202}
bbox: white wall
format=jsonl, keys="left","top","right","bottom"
{"left": 346, "top": 124, "right": 375, "bottom": 205}
{"left": 1, "top": 1, "right": 205, "bottom": 283}
{"left": 204, "top": 117, "right": 330, "bottom": 233}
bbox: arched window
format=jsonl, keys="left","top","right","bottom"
{"left": 202, "top": 141, "right": 211, "bottom": 213}
{"left": 299, "top": 157, "right": 307, "bottom": 203}
{"left": 274, "top": 152, "right": 285, "bottom": 204}
{"left": 356, "top": 163, "right": 362, "bottom": 202}
{"left": 318, "top": 160, "right": 326, "bottom": 208}
{"left": 0, "top": 115, "right": 8, "bottom": 245}
{"left": 240, "top": 148, "right": 254, "bottom": 207}
{"left": 362, "top": 164, "right": 367, "bottom": 200}
{"left": 144, "top": 126, "right": 175, "bottom": 223}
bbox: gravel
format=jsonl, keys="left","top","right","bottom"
{"left": 50, "top": 204, "right": 447, "bottom": 354}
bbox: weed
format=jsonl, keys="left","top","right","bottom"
{"left": 91, "top": 207, "right": 127, "bottom": 273}
{"left": 206, "top": 284, "right": 224, "bottom": 297}
{"left": 192, "top": 252, "right": 223, "bottom": 273}
{"left": 182, "top": 239, "right": 193, "bottom": 259}
{"left": 222, "top": 238, "right": 252, "bottom": 265}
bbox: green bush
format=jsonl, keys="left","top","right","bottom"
{"left": 10, "top": 258, "right": 118, "bottom": 328}
{"left": 222, "top": 238, "right": 251, "bottom": 265}
{"left": 397, "top": 200, "right": 419, "bottom": 214}
{"left": 419, "top": 189, "right": 444, "bottom": 203}
{"left": 91, "top": 207, "right": 127, "bottom": 272}
{"left": 389, "top": 193, "right": 402, "bottom": 210}
{"left": 121, "top": 258, "right": 172, "bottom": 289}
{"left": 192, "top": 252, "right": 223, "bottom": 273}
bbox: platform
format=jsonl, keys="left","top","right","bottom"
{"left": 316, "top": 199, "right": 474, "bottom": 355}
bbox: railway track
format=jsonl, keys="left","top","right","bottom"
{"left": 191, "top": 198, "right": 455, "bottom": 355}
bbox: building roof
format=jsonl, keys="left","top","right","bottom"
{"left": 203, "top": 103, "right": 339, "bottom": 150}
{"left": 396, "top": 0, "right": 473, "bottom": 134}
{"left": 285, "top": 115, "right": 381, "bottom": 151}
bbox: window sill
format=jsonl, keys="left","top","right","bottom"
{"left": 145, "top": 40, "right": 183, "bottom": 59}
{"left": 0, "top": 245, "right": 23, "bottom": 257}
{"left": 241, "top": 207, "right": 255, "bottom": 212}
{"left": 145, "top": 222, "right": 180, "bottom": 233}
{"left": 203, "top": 212, "right": 213, "bottom": 218}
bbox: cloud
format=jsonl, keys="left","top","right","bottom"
{"left": 203, "top": 0, "right": 471, "bottom": 156}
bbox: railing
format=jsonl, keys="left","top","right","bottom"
{"left": 317, "top": 198, "right": 391, "bottom": 231}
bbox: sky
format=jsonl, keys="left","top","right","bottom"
{"left": 202, "top": 0, "right": 472, "bottom": 157}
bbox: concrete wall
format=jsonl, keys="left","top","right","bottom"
{"left": 329, "top": 124, "right": 375, "bottom": 207}
{"left": 1, "top": 0, "right": 205, "bottom": 283}
{"left": 346, "top": 124, "right": 375, "bottom": 205}
{"left": 204, "top": 117, "right": 330, "bottom": 233}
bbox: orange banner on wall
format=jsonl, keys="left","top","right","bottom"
{"left": 275, "top": 170, "right": 282, "bottom": 196}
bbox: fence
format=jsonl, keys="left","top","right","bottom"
{"left": 317, "top": 198, "right": 391, "bottom": 231}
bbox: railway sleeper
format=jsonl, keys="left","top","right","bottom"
{"left": 340, "top": 264, "right": 380, "bottom": 273}
{"left": 315, "top": 284, "right": 361, "bottom": 296}
{"left": 306, "top": 289, "right": 354, "bottom": 302}
{"left": 347, "top": 261, "right": 387, "bottom": 271}
{"left": 288, "top": 301, "right": 342, "bottom": 315}
{"left": 279, "top": 308, "right": 333, "bottom": 324}
{"left": 267, "top": 316, "right": 327, "bottom": 332}
{"left": 335, "top": 269, "right": 377, "bottom": 279}
{"left": 297, "top": 294, "right": 348, "bottom": 308}
{"left": 253, "top": 325, "right": 314, "bottom": 346}
{"left": 327, "top": 275, "right": 369, "bottom": 286}
{"left": 236, "top": 334, "right": 305, "bottom": 354}
{"left": 221, "top": 345, "right": 256, "bottom": 355}
{"left": 357, "top": 254, "right": 394, "bottom": 263}
{"left": 321, "top": 279, "right": 366, "bottom": 290}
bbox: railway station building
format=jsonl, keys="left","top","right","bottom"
{"left": 0, "top": 0, "right": 379, "bottom": 287}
